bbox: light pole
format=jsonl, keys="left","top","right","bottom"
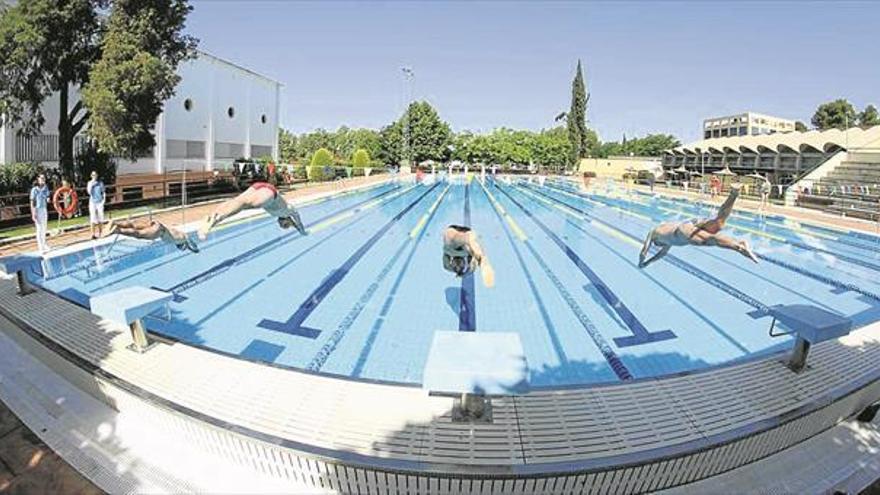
{"left": 401, "top": 66, "right": 414, "bottom": 168}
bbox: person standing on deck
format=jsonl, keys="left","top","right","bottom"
{"left": 29, "top": 174, "right": 51, "bottom": 255}
{"left": 87, "top": 170, "right": 106, "bottom": 239}
{"left": 198, "top": 181, "right": 307, "bottom": 240}
{"left": 759, "top": 176, "right": 772, "bottom": 212}
{"left": 639, "top": 184, "right": 758, "bottom": 268}
{"left": 442, "top": 225, "right": 495, "bottom": 288}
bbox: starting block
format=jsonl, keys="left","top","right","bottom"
{"left": 90, "top": 286, "right": 173, "bottom": 353}
{"left": 423, "top": 331, "right": 529, "bottom": 422}
{"left": 0, "top": 255, "right": 41, "bottom": 296}
{"left": 767, "top": 304, "right": 852, "bottom": 372}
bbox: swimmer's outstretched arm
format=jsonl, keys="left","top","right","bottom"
{"left": 198, "top": 194, "right": 253, "bottom": 239}
{"left": 467, "top": 233, "right": 495, "bottom": 288}
{"left": 639, "top": 229, "right": 669, "bottom": 268}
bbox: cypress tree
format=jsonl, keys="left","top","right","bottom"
{"left": 567, "top": 60, "right": 589, "bottom": 168}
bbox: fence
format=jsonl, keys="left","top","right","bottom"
{"left": 0, "top": 165, "right": 386, "bottom": 231}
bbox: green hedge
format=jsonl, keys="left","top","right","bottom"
{"left": 0, "top": 162, "right": 42, "bottom": 197}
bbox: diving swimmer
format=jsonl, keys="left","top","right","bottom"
{"left": 107, "top": 218, "right": 199, "bottom": 253}
{"left": 198, "top": 182, "right": 306, "bottom": 240}
{"left": 639, "top": 184, "right": 758, "bottom": 268}
{"left": 442, "top": 225, "right": 495, "bottom": 288}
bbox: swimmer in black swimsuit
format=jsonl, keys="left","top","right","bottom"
{"left": 442, "top": 225, "right": 495, "bottom": 288}
{"left": 107, "top": 218, "right": 199, "bottom": 253}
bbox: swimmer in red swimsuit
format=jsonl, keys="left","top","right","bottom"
{"left": 198, "top": 182, "right": 307, "bottom": 240}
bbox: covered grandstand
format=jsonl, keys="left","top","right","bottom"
{"left": 662, "top": 126, "right": 880, "bottom": 185}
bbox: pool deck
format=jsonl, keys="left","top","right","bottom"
{"left": 1, "top": 274, "right": 879, "bottom": 492}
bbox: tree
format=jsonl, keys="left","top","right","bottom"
{"left": 811, "top": 99, "right": 857, "bottom": 130}
{"left": 380, "top": 101, "right": 451, "bottom": 165}
{"left": 531, "top": 127, "right": 571, "bottom": 170}
{"left": 278, "top": 128, "right": 297, "bottom": 162}
{"left": 0, "top": 0, "right": 197, "bottom": 179}
{"left": 83, "top": 0, "right": 196, "bottom": 160}
{"left": 795, "top": 121, "right": 808, "bottom": 132}
{"left": 0, "top": 0, "right": 102, "bottom": 179}
{"left": 567, "top": 60, "right": 589, "bottom": 167}
{"left": 859, "top": 104, "right": 880, "bottom": 128}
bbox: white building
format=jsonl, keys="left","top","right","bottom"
{"left": 0, "top": 50, "right": 282, "bottom": 176}
{"left": 703, "top": 112, "right": 796, "bottom": 139}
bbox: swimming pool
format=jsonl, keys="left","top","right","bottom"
{"left": 27, "top": 176, "right": 880, "bottom": 388}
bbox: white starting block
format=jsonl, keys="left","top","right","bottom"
{"left": 0, "top": 255, "right": 41, "bottom": 296}
{"left": 90, "top": 286, "right": 173, "bottom": 353}
{"left": 768, "top": 304, "right": 853, "bottom": 372}
{"left": 423, "top": 332, "right": 529, "bottom": 422}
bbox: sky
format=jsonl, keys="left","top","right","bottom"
{"left": 187, "top": 1, "right": 880, "bottom": 143}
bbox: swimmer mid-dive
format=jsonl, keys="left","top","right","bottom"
{"left": 198, "top": 182, "right": 306, "bottom": 240}
{"left": 442, "top": 225, "right": 495, "bottom": 288}
{"left": 107, "top": 219, "right": 199, "bottom": 253}
{"left": 639, "top": 184, "right": 758, "bottom": 268}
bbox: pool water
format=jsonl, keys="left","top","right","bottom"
{"left": 28, "top": 176, "right": 880, "bottom": 388}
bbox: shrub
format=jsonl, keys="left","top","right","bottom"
{"left": 309, "top": 148, "right": 334, "bottom": 182}
{"left": 352, "top": 148, "right": 370, "bottom": 168}
{"left": 0, "top": 162, "right": 42, "bottom": 197}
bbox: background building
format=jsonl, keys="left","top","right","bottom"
{"left": 0, "top": 50, "right": 282, "bottom": 177}
{"left": 703, "top": 112, "right": 796, "bottom": 139}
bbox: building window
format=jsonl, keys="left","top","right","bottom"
{"left": 251, "top": 144, "right": 273, "bottom": 158}
{"left": 260, "top": 114, "right": 267, "bottom": 124}
{"left": 227, "top": 107, "right": 235, "bottom": 119}
{"left": 215, "top": 142, "right": 244, "bottom": 159}
{"left": 704, "top": 131, "right": 711, "bottom": 139}
{"left": 184, "top": 99, "right": 193, "bottom": 111}
{"left": 739, "top": 127, "right": 747, "bottom": 136}
{"left": 166, "top": 139, "right": 205, "bottom": 159}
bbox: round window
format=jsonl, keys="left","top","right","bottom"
{"left": 184, "top": 98, "right": 193, "bottom": 111}
{"left": 261, "top": 114, "right": 267, "bottom": 124}
{"left": 227, "top": 107, "right": 235, "bottom": 118}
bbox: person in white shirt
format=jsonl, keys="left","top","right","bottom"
{"left": 29, "top": 174, "right": 50, "bottom": 254}
{"left": 87, "top": 170, "right": 106, "bottom": 239}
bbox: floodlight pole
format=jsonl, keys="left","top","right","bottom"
{"left": 401, "top": 67, "right": 415, "bottom": 168}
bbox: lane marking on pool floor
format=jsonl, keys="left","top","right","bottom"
{"left": 124, "top": 185, "right": 417, "bottom": 298}
{"left": 539, "top": 182, "right": 880, "bottom": 300}
{"left": 258, "top": 182, "right": 442, "bottom": 338}
{"left": 524, "top": 183, "right": 880, "bottom": 308}
{"left": 77, "top": 184, "right": 406, "bottom": 291}
{"left": 488, "top": 180, "right": 632, "bottom": 380}
{"left": 479, "top": 179, "right": 571, "bottom": 367}
{"left": 459, "top": 181, "right": 477, "bottom": 332}
{"left": 576, "top": 184, "right": 880, "bottom": 272}
{"left": 498, "top": 182, "right": 676, "bottom": 349}
{"left": 311, "top": 183, "right": 452, "bottom": 373}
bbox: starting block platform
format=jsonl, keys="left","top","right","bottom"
{"left": 422, "top": 332, "right": 529, "bottom": 396}
{"left": 768, "top": 304, "right": 853, "bottom": 372}
{"left": 90, "top": 286, "right": 173, "bottom": 352}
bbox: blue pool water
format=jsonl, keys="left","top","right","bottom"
{"left": 27, "top": 177, "right": 880, "bottom": 388}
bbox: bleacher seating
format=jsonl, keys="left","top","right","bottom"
{"left": 797, "top": 154, "right": 880, "bottom": 221}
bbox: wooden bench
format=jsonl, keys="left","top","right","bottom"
{"left": 90, "top": 286, "right": 173, "bottom": 353}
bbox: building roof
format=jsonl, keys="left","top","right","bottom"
{"left": 195, "top": 49, "right": 284, "bottom": 87}
{"left": 667, "top": 126, "right": 880, "bottom": 156}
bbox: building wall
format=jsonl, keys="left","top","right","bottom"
{"left": 579, "top": 156, "right": 663, "bottom": 179}
{"left": 0, "top": 51, "right": 281, "bottom": 177}
{"left": 703, "top": 112, "right": 795, "bottom": 139}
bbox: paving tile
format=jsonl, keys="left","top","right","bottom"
{"left": 0, "top": 454, "right": 102, "bottom": 495}
{"left": 0, "top": 427, "right": 49, "bottom": 476}
{"left": 0, "top": 403, "right": 21, "bottom": 439}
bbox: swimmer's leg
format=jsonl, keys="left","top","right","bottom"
{"left": 705, "top": 233, "right": 758, "bottom": 263}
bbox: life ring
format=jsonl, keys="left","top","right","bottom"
{"left": 53, "top": 186, "right": 78, "bottom": 218}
